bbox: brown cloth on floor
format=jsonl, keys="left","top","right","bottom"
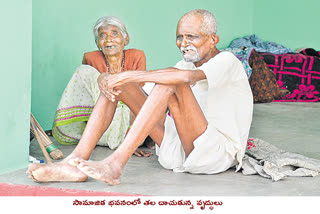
{"left": 248, "top": 49, "right": 289, "bottom": 103}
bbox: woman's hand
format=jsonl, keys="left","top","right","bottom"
{"left": 98, "top": 73, "right": 123, "bottom": 102}
{"left": 133, "top": 148, "right": 153, "bottom": 157}
{"left": 98, "top": 72, "right": 108, "bottom": 96}
{"left": 103, "top": 72, "right": 128, "bottom": 89}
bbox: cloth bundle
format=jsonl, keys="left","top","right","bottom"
{"left": 228, "top": 34, "right": 293, "bottom": 54}
{"left": 242, "top": 138, "right": 320, "bottom": 181}
{"left": 223, "top": 34, "right": 293, "bottom": 80}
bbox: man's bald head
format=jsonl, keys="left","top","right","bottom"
{"left": 179, "top": 9, "right": 218, "bottom": 36}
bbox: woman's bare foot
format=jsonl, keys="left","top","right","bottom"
{"left": 69, "top": 158, "right": 123, "bottom": 185}
{"left": 26, "top": 160, "right": 88, "bottom": 182}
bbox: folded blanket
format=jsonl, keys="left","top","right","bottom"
{"left": 224, "top": 34, "right": 292, "bottom": 79}
{"left": 296, "top": 48, "right": 320, "bottom": 58}
{"left": 259, "top": 52, "right": 320, "bottom": 102}
{"left": 242, "top": 138, "right": 320, "bottom": 181}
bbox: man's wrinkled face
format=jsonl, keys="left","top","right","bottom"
{"left": 176, "top": 15, "right": 212, "bottom": 64}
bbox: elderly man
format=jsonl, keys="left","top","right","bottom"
{"left": 28, "top": 9, "right": 253, "bottom": 185}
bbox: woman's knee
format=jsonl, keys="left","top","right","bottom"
{"left": 75, "top": 65, "right": 99, "bottom": 77}
{"left": 116, "top": 83, "right": 142, "bottom": 100}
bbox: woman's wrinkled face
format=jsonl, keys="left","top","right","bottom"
{"left": 97, "top": 25, "right": 127, "bottom": 57}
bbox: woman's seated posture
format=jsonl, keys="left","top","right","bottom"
{"left": 52, "top": 16, "right": 150, "bottom": 155}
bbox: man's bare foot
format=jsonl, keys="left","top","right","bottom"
{"left": 26, "top": 161, "right": 88, "bottom": 182}
{"left": 69, "top": 158, "right": 123, "bottom": 185}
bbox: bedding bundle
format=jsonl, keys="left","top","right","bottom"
{"left": 227, "top": 35, "right": 320, "bottom": 103}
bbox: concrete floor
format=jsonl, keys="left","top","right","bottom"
{"left": 1, "top": 103, "right": 320, "bottom": 196}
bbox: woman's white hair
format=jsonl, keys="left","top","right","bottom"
{"left": 181, "top": 9, "right": 218, "bottom": 35}
{"left": 93, "top": 16, "right": 128, "bottom": 42}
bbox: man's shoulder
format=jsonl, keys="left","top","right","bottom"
{"left": 201, "top": 51, "right": 241, "bottom": 69}
{"left": 210, "top": 51, "right": 237, "bottom": 62}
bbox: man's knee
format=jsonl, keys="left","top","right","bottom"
{"left": 153, "top": 83, "right": 177, "bottom": 95}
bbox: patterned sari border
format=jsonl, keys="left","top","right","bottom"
{"left": 53, "top": 126, "right": 81, "bottom": 145}
{"left": 53, "top": 115, "right": 90, "bottom": 127}
{"left": 55, "top": 109, "right": 92, "bottom": 119}
{"left": 56, "top": 105, "right": 93, "bottom": 112}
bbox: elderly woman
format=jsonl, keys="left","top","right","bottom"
{"left": 52, "top": 16, "right": 149, "bottom": 154}
{"left": 27, "top": 16, "right": 153, "bottom": 182}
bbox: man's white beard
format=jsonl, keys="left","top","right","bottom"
{"left": 180, "top": 45, "right": 201, "bottom": 62}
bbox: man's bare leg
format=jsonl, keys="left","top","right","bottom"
{"left": 166, "top": 84, "right": 208, "bottom": 155}
{"left": 27, "top": 94, "right": 118, "bottom": 182}
{"left": 70, "top": 83, "right": 207, "bottom": 184}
